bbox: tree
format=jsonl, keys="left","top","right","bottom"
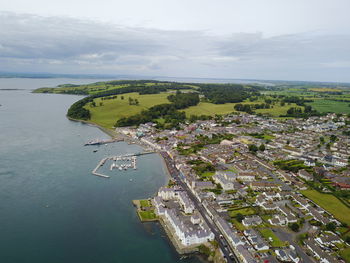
{"left": 330, "top": 134, "right": 337, "bottom": 142}
{"left": 236, "top": 213, "right": 244, "bottom": 223}
{"left": 135, "top": 99, "right": 139, "bottom": 105}
{"left": 304, "top": 105, "right": 312, "bottom": 113}
{"left": 90, "top": 101, "right": 96, "bottom": 107}
{"left": 248, "top": 144, "right": 258, "bottom": 153}
{"left": 325, "top": 222, "right": 336, "bottom": 232}
{"left": 345, "top": 236, "right": 350, "bottom": 243}
{"left": 121, "top": 96, "right": 124, "bottom": 100}
{"left": 320, "top": 136, "right": 325, "bottom": 144}
{"left": 259, "top": 144, "right": 266, "bottom": 151}
{"left": 289, "top": 222, "right": 300, "bottom": 232}
{"left": 99, "top": 102, "right": 103, "bottom": 106}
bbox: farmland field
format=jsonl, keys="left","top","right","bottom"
{"left": 301, "top": 190, "right": 350, "bottom": 225}
{"left": 183, "top": 101, "right": 300, "bottom": 117}
{"left": 307, "top": 99, "right": 350, "bottom": 114}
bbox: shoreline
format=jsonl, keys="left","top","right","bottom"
{"left": 69, "top": 116, "right": 210, "bottom": 262}
{"left": 67, "top": 117, "right": 120, "bottom": 139}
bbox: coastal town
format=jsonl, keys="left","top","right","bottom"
{"left": 122, "top": 112, "right": 350, "bottom": 263}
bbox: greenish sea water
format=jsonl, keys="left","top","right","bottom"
{"left": 0, "top": 79, "right": 201, "bottom": 263}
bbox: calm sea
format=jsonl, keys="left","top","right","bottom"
{"left": 0, "top": 78, "right": 200, "bottom": 263}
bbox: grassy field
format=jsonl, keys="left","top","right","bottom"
{"left": 228, "top": 207, "right": 256, "bottom": 218}
{"left": 341, "top": 248, "right": 350, "bottom": 263}
{"left": 309, "top": 88, "right": 343, "bottom": 92}
{"left": 183, "top": 102, "right": 236, "bottom": 116}
{"left": 307, "top": 99, "right": 350, "bottom": 114}
{"left": 140, "top": 199, "right": 152, "bottom": 208}
{"left": 85, "top": 92, "right": 170, "bottom": 128}
{"left": 138, "top": 210, "right": 157, "bottom": 221}
{"left": 182, "top": 101, "right": 300, "bottom": 117}
{"left": 200, "top": 171, "right": 215, "bottom": 179}
{"left": 230, "top": 219, "right": 246, "bottom": 231}
{"left": 255, "top": 103, "right": 301, "bottom": 117}
{"left": 301, "top": 190, "right": 350, "bottom": 225}
{"left": 259, "top": 228, "right": 286, "bottom": 247}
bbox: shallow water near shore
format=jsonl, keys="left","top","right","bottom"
{"left": 0, "top": 79, "right": 201, "bottom": 263}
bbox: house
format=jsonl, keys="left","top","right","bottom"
{"left": 291, "top": 194, "right": 310, "bottom": 209}
{"left": 213, "top": 173, "right": 234, "bottom": 190}
{"left": 158, "top": 187, "right": 176, "bottom": 200}
{"left": 216, "top": 218, "right": 245, "bottom": 247}
{"left": 178, "top": 191, "right": 195, "bottom": 214}
{"left": 153, "top": 196, "right": 166, "bottom": 215}
{"left": 261, "top": 202, "right": 278, "bottom": 211}
{"left": 262, "top": 191, "right": 281, "bottom": 200}
{"left": 236, "top": 245, "right": 258, "bottom": 263}
{"left": 243, "top": 229, "right": 269, "bottom": 251}
{"left": 275, "top": 248, "right": 300, "bottom": 263}
{"left": 255, "top": 194, "right": 266, "bottom": 206}
{"left": 306, "top": 207, "right": 330, "bottom": 225}
{"left": 315, "top": 233, "right": 343, "bottom": 248}
{"left": 298, "top": 169, "right": 313, "bottom": 181}
{"left": 331, "top": 176, "right": 350, "bottom": 190}
{"left": 237, "top": 172, "right": 256, "bottom": 182}
{"left": 163, "top": 209, "right": 215, "bottom": 246}
{"left": 269, "top": 214, "right": 287, "bottom": 226}
{"left": 242, "top": 216, "right": 263, "bottom": 227}
{"left": 305, "top": 239, "right": 338, "bottom": 263}
{"left": 191, "top": 180, "right": 216, "bottom": 190}
{"left": 304, "top": 159, "right": 316, "bottom": 166}
{"left": 250, "top": 181, "right": 280, "bottom": 191}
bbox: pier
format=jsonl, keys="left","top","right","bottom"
{"left": 92, "top": 158, "right": 110, "bottom": 178}
{"left": 84, "top": 138, "right": 122, "bottom": 146}
{"left": 92, "top": 151, "right": 155, "bottom": 178}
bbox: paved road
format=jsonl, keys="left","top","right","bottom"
{"left": 273, "top": 228, "right": 315, "bottom": 263}
{"left": 160, "top": 152, "right": 239, "bottom": 263}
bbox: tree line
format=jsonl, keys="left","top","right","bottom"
{"left": 198, "top": 84, "right": 260, "bottom": 104}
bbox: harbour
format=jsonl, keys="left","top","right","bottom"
{"left": 91, "top": 151, "right": 156, "bottom": 178}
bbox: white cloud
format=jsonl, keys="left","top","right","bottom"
{"left": 1, "top": 12, "right": 350, "bottom": 82}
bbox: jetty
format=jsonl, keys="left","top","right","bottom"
{"left": 92, "top": 158, "right": 110, "bottom": 178}
{"left": 84, "top": 138, "right": 122, "bottom": 146}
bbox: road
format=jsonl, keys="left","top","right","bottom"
{"left": 273, "top": 228, "right": 315, "bottom": 263}
{"left": 160, "top": 152, "right": 239, "bottom": 263}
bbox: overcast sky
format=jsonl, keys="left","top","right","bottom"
{"left": 1, "top": 0, "right": 350, "bottom": 82}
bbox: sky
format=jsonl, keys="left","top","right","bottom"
{"left": 1, "top": 0, "right": 350, "bottom": 82}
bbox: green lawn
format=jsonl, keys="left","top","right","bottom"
{"left": 301, "top": 190, "right": 350, "bottom": 225}
{"left": 229, "top": 207, "right": 256, "bottom": 218}
{"left": 140, "top": 199, "right": 151, "bottom": 208}
{"left": 200, "top": 171, "right": 215, "bottom": 179}
{"left": 138, "top": 210, "right": 157, "bottom": 221}
{"left": 230, "top": 219, "right": 246, "bottom": 231}
{"left": 259, "top": 228, "right": 286, "bottom": 247}
{"left": 340, "top": 248, "right": 350, "bottom": 263}
{"left": 307, "top": 99, "right": 350, "bottom": 114}
{"left": 85, "top": 92, "right": 171, "bottom": 128}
